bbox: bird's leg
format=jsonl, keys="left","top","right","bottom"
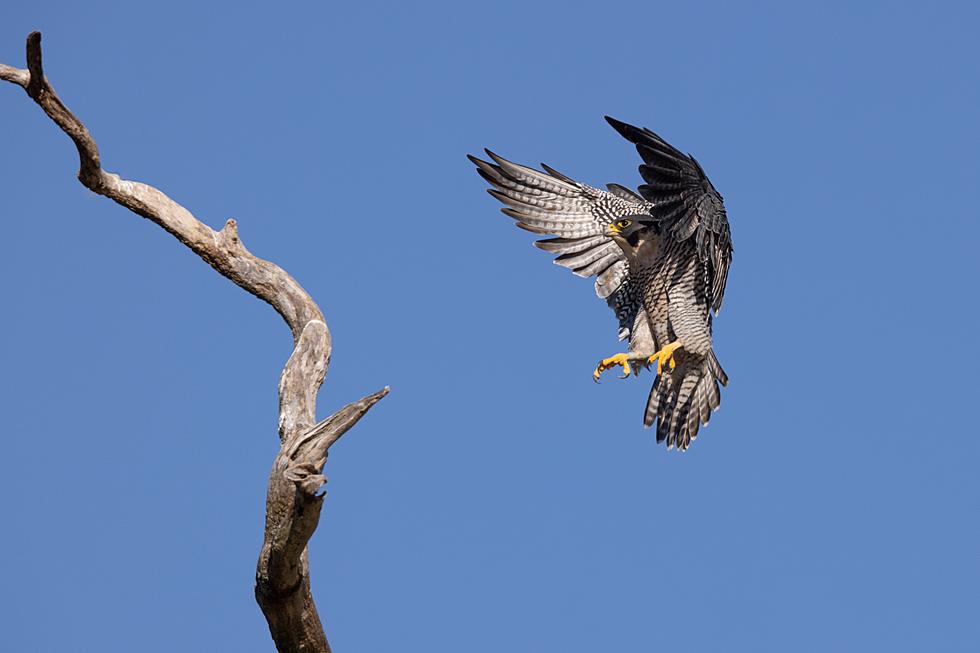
{"left": 593, "top": 352, "right": 654, "bottom": 382}
{"left": 647, "top": 341, "right": 683, "bottom": 374}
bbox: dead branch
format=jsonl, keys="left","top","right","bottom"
{"left": 1, "top": 32, "right": 386, "bottom": 653}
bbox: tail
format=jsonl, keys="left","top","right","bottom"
{"left": 644, "top": 350, "right": 728, "bottom": 450}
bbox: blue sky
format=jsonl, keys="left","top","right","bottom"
{"left": 2, "top": 1, "right": 978, "bottom": 651}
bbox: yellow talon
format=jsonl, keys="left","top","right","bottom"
{"left": 593, "top": 353, "right": 632, "bottom": 382}
{"left": 647, "top": 341, "right": 683, "bottom": 375}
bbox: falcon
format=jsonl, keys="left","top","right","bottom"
{"left": 469, "top": 117, "right": 732, "bottom": 450}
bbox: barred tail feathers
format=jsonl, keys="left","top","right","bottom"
{"left": 644, "top": 351, "right": 726, "bottom": 450}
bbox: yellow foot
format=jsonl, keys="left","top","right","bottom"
{"left": 647, "top": 341, "right": 683, "bottom": 375}
{"left": 593, "top": 353, "right": 632, "bottom": 383}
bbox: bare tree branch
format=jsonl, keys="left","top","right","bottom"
{"left": 1, "top": 32, "right": 386, "bottom": 653}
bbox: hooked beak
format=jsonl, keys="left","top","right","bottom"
{"left": 605, "top": 223, "right": 622, "bottom": 237}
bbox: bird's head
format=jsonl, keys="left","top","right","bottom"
{"left": 606, "top": 215, "right": 660, "bottom": 265}
{"left": 605, "top": 216, "right": 650, "bottom": 246}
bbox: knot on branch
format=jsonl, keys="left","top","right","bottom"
{"left": 219, "top": 217, "right": 239, "bottom": 240}
{"left": 284, "top": 462, "right": 327, "bottom": 497}
{"left": 216, "top": 218, "right": 247, "bottom": 253}
{"left": 255, "top": 572, "right": 307, "bottom": 603}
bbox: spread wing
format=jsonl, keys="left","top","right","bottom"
{"left": 605, "top": 117, "right": 733, "bottom": 313}
{"left": 468, "top": 149, "right": 653, "bottom": 339}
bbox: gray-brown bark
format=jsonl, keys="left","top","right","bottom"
{"left": 1, "top": 32, "right": 386, "bottom": 653}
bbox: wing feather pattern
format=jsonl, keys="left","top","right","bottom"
{"left": 605, "top": 117, "right": 733, "bottom": 313}
{"left": 469, "top": 149, "right": 653, "bottom": 340}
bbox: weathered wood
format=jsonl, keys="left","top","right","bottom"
{"left": 1, "top": 32, "right": 386, "bottom": 653}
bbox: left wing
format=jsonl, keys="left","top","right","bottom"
{"left": 469, "top": 149, "right": 653, "bottom": 339}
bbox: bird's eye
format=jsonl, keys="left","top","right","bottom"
{"left": 617, "top": 219, "right": 631, "bottom": 229}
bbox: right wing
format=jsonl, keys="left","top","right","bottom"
{"left": 468, "top": 149, "right": 652, "bottom": 339}
{"left": 605, "top": 116, "right": 733, "bottom": 314}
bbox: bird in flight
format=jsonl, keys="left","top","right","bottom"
{"left": 469, "top": 117, "right": 732, "bottom": 450}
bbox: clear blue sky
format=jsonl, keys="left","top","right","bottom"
{"left": 2, "top": 1, "right": 978, "bottom": 651}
